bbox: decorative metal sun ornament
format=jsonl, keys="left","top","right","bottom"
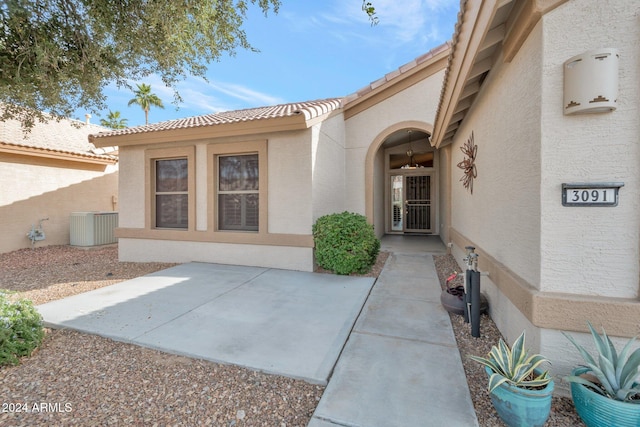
{"left": 457, "top": 132, "right": 477, "bottom": 194}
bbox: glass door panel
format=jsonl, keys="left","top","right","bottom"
{"left": 391, "top": 175, "right": 403, "bottom": 231}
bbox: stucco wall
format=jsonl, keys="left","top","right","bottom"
{"left": 118, "top": 132, "right": 316, "bottom": 236}
{"left": 536, "top": 0, "right": 640, "bottom": 392}
{"left": 451, "top": 244, "right": 542, "bottom": 350}
{"left": 311, "top": 113, "right": 347, "bottom": 222}
{"left": 344, "top": 71, "right": 445, "bottom": 216}
{"left": 372, "top": 148, "right": 385, "bottom": 237}
{"left": 447, "top": 0, "right": 640, "bottom": 395}
{"left": 116, "top": 130, "right": 319, "bottom": 269}
{"left": 438, "top": 145, "right": 451, "bottom": 244}
{"left": 450, "top": 24, "right": 543, "bottom": 290}
{"left": 539, "top": 0, "right": 640, "bottom": 298}
{"left": 0, "top": 154, "right": 118, "bottom": 253}
{"left": 118, "top": 146, "right": 145, "bottom": 229}
{"left": 118, "top": 238, "right": 313, "bottom": 271}
{"left": 268, "top": 130, "right": 314, "bottom": 235}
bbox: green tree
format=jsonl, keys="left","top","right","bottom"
{"left": 362, "top": 1, "right": 378, "bottom": 25}
{"left": 99, "top": 110, "right": 128, "bottom": 129}
{"left": 0, "top": 0, "right": 281, "bottom": 130}
{"left": 127, "top": 84, "right": 164, "bottom": 125}
{"left": 0, "top": 1, "right": 376, "bottom": 130}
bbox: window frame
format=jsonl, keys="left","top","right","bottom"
{"left": 208, "top": 140, "right": 268, "bottom": 234}
{"left": 217, "top": 153, "right": 260, "bottom": 231}
{"left": 145, "top": 146, "right": 196, "bottom": 231}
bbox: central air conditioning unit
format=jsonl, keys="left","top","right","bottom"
{"left": 70, "top": 212, "right": 118, "bottom": 247}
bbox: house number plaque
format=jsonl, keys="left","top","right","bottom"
{"left": 562, "top": 182, "right": 624, "bottom": 207}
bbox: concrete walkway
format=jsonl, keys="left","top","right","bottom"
{"left": 309, "top": 235, "right": 478, "bottom": 427}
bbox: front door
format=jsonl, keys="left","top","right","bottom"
{"left": 390, "top": 174, "right": 432, "bottom": 233}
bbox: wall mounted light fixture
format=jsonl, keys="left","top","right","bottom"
{"left": 563, "top": 48, "right": 619, "bottom": 115}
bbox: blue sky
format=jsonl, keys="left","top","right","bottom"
{"left": 86, "top": 0, "right": 459, "bottom": 127}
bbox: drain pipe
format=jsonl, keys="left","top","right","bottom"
{"left": 463, "top": 246, "right": 474, "bottom": 323}
{"left": 463, "top": 246, "right": 481, "bottom": 337}
{"left": 470, "top": 253, "right": 481, "bottom": 338}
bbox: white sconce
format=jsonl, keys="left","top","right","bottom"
{"left": 563, "top": 48, "right": 618, "bottom": 115}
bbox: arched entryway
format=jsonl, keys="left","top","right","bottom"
{"left": 365, "top": 121, "right": 438, "bottom": 237}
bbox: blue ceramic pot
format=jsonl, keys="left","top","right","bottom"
{"left": 570, "top": 366, "right": 640, "bottom": 427}
{"left": 485, "top": 366, "right": 554, "bottom": 427}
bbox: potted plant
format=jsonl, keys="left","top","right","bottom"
{"left": 563, "top": 322, "right": 640, "bottom": 427}
{"left": 439, "top": 271, "right": 488, "bottom": 316}
{"left": 469, "top": 331, "right": 554, "bottom": 427}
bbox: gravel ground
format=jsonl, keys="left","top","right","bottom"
{"left": 0, "top": 245, "right": 323, "bottom": 426}
{"left": 0, "top": 245, "right": 583, "bottom": 426}
{"left": 0, "top": 245, "right": 178, "bottom": 306}
{"left": 434, "top": 255, "right": 584, "bottom": 427}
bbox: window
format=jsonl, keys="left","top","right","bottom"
{"left": 218, "top": 154, "right": 259, "bottom": 231}
{"left": 155, "top": 158, "right": 189, "bottom": 228}
{"left": 208, "top": 140, "right": 266, "bottom": 235}
{"left": 146, "top": 146, "right": 194, "bottom": 231}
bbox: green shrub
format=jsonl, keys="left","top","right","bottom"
{"left": 313, "top": 211, "right": 380, "bottom": 275}
{"left": 0, "top": 291, "right": 45, "bottom": 366}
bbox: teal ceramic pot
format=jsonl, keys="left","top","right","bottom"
{"left": 485, "top": 367, "right": 554, "bottom": 427}
{"left": 570, "top": 366, "right": 640, "bottom": 427}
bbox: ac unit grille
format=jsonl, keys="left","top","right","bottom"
{"left": 70, "top": 212, "right": 118, "bottom": 247}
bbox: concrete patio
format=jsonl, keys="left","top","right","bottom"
{"left": 38, "top": 262, "right": 374, "bottom": 385}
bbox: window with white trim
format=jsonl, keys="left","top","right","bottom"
{"left": 217, "top": 153, "right": 259, "bottom": 231}
{"left": 155, "top": 158, "right": 188, "bottom": 228}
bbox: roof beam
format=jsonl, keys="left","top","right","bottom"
{"left": 444, "top": 130, "right": 456, "bottom": 141}
{"left": 454, "top": 97, "right": 473, "bottom": 115}
{"left": 469, "top": 57, "right": 493, "bottom": 80}
{"left": 460, "top": 81, "right": 481, "bottom": 100}
{"left": 450, "top": 111, "right": 465, "bottom": 124}
{"left": 445, "top": 122, "right": 459, "bottom": 135}
{"left": 480, "top": 23, "right": 506, "bottom": 52}
{"left": 431, "top": 0, "right": 502, "bottom": 148}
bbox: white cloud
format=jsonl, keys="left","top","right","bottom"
{"left": 205, "top": 80, "right": 285, "bottom": 106}
{"left": 123, "top": 75, "right": 285, "bottom": 114}
{"left": 371, "top": 0, "right": 457, "bottom": 43}
{"left": 322, "top": 0, "right": 457, "bottom": 47}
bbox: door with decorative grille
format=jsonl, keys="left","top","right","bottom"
{"left": 404, "top": 175, "right": 432, "bottom": 232}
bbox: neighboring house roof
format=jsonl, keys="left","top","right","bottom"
{"left": 0, "top": 114, "right": 118, "bottom": 165}
{"left": 90, "top": 98, "right": 343, "bottom": 147}
{"left": 432, "top": 0, "right": 568, "bottom": 148}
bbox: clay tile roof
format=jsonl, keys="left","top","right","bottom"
{"left": 343, "top": 42, "right": 451, "bottom": 106}
{"left": 0, "top": 114, "right": 117, "bottom": 161}
{"left": 89, "top": 98, "right": 343, "bottom": 140}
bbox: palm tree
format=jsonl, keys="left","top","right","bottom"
{"left": 99, "top": 110, "right": 128, "bottom": 129}
{"left": 127, "top": 83, "right": 164, "bottom": 125}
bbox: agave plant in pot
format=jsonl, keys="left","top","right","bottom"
{"left": 563, "top": 322, "right": 640, "bottom": 427}
{"left": 469, "top": 331, "right": 553, "bottom": 427}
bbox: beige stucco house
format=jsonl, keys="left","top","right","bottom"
{"left": 91, "top": 0, "right": 639, "bottom": 393}
{"left": 90, "top": 43, "right": 448, "bottom": 272}
{"left": 0, "top": 114, "right": 118, "bottom": 253}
